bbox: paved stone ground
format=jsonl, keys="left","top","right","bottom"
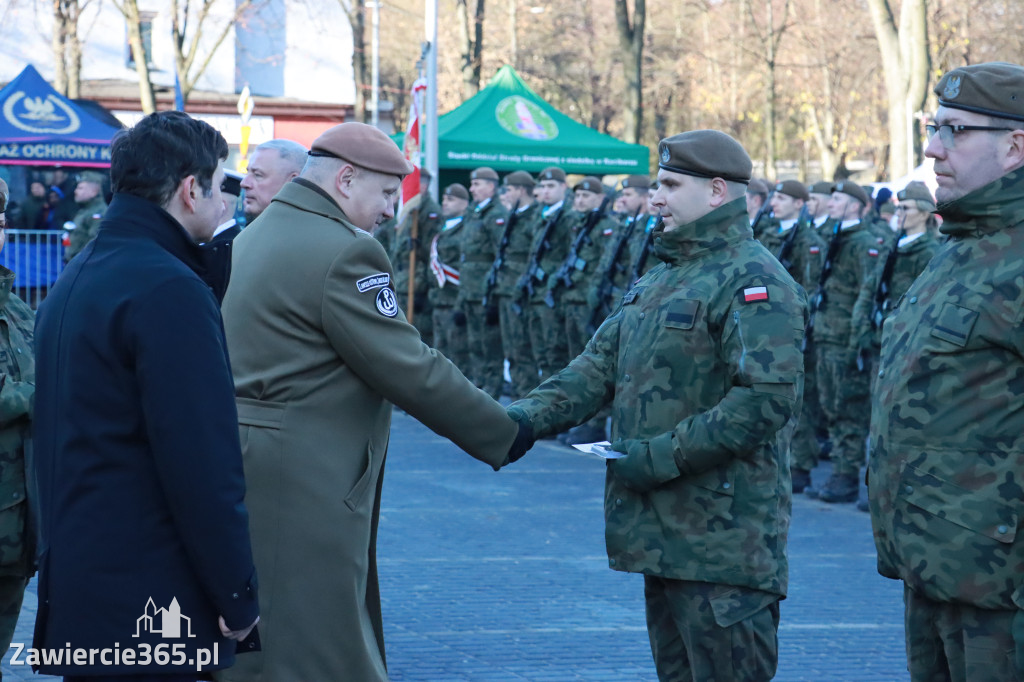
{"left": 2, "top": 410, "right": 907, "bottom": 681}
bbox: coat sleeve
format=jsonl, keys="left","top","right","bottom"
{"left": 131, "top": 277, "right": 258, "bottom": 631}
{"left": 321, "top": 234, "right": 517, "bottom": 468}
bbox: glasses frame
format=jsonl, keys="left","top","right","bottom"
{"left": 925, "top": 123, "right": 1015, "bottom": 148}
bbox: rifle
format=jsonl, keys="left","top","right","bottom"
{"left": 776, "top": 203, "right": 810, "bottom": 271}
{"left": 804, "top": 218, "right": 842, "bottom": 352}
{"left": 585, "top": 207, "right": 642, "bottom": 335}
{"left": 481, "top": 200, "right": 520, "bottom": 307}
{"left": 870, "top": 212, "right": 907, "bottom": 331}
{"left": 544, "top": 195, "right": 611, "bottom": 308}
{"left": 629, "top": 215, "right": 662, "bottom": 285}
{"left": 750, "top": 189, "right": 776, "bottom": 239}
{"left": 512, "top": 201, "right": 566, "bottom": 314}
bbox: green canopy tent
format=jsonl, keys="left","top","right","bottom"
{"left": 396, "top": 65, "right": 649, "bottom": 178}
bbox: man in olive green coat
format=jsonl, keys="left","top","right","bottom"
{"left": 219, "top": 123, "right": 528, "bottom": 682}
{"left": 63, "top": 171, "right": 107, "bottom": 263}
{"left": 509, "top": 130, "right": 806, "bottom": 681}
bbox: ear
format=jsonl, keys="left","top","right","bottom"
{"left": 1002, "top": 129, "right": 1024, "bottom": 171}
{"left": 708, "top": 177, "right": 729, "bottom": 208}
{"left": 335, "top": 164, "right": 358, "bottom": 198}
{"left": 178, "top": 175, "right": 200, "bottom": 214}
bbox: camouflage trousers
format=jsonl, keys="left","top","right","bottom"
{"left": 464, "top": 302, "right": 504, "bottom": 399}
{"left": 791, "top": 340, "right": 826, "bottom": 471}
{"left": 816, "top": 343, "right": 870, "bottom": 477}
{"left": 432, "top": 305, "right": 470, "bottom": 377}
{"left": 498, "top": 295, "right": 538, "bottom": 398}
{"left": 0, "top": 575, "right": 26, "bottom": 659}
{"left": 903, "top": 585, "right": 1024, "bottom": 682}
{"left": 644, "top": 577, "right": 780, "bottom": 682}
{"left": 525, "top": 301, "right": 568, "bottom": 381}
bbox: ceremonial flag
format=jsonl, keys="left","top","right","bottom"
{"left": 400, "top": 78, "right": 427, "bottom": 209}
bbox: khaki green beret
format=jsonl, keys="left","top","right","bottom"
{"left": 470, "top": 167, "right": 499, "bottom": 182}
{"left": 808, "top": 180, "right": 834, "bottom": 196}
{"left": 620, "top": 174, "right": 650, "bottom": 191}
{"left": 443, "top": 183, "right": 469, "bottom": 201}
{"left": 878, "top": 200, "right": 896, "bottom": 217}
{"left": 658, "top": 130, "right": 752, "bottom": 184}
{"left": 538, "top": 167, "right": 566, "bottom": 183}
{"left": 503, "top": 170, "right": 535, "bottom": 189}
{"left": 574, "top": 176, "right": 604, "bottom": 193}
{"left": 746, "top": 178, "right": 769, "bottom": 197}
{"left": 897, "top": 181, "right": 935, "bottom": 210}
{"left": 310, "top": 122, "right": 414, "bottom": 176}
{"left": 0, "top": 178, "right": 7, "bottom": 214}
{"left": 936, "top": 62, "right": 1024, "bottom": 123}
{"left": 833, "top": 180, "right": 869, "bottom": 206}
{"left": 775, "top": 179, "right": 809, "bottom": 201}
{"left": 78, "top": 171, "right": 107, "bottom": 186}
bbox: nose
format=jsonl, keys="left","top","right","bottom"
{"left": 383, "top": 201, "right": 395, "bottom": 221}
{"left": 924, "top": 131, "right": 945, "bottom": 160}
{"left": 240, "top": 174, "right": 254, "bottom": 190}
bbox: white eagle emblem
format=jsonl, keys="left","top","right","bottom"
{"left": 660, "top": 147, "right": 671, "bottom": 164}
{"left": 943, "top": 75, "right": 962, "bottom": 100}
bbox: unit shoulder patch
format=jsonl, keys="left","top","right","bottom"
{"left": 357, "top": 273, "right": 391, "bottom": 293}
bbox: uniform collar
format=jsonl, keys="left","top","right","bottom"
{"left": 0, "top": 265, "right": 13, "bottom": 309}
{"left": 653, "top": 198, "right": 751, "bottom": 263}
{"left": 937, "top": 167, "right": 1024, "bottom": 237}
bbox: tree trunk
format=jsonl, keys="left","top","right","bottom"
{"left": 121, "top": 0, "right": 157, "bottom": 114}
{"left": 51, "top": 0, "right": 69, "bottom": 96}
{"left": 351, "top": 0, "right": 367, "bottom": 122}
{"left": 614, "top": 0, "right": 645, "bottom": 144}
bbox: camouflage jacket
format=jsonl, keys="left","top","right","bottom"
{"left": 494, "top": 202, "right": 540, "bottom": 297}
{"left": 592, "top": 212, "right": 655, "bottom": 306}
{"left": 759, "top": 218, "right": 825, "bottom": 292}
{"left": 392, "top": 197, "right": 443, "bottom": 302}
{"left": 523, "top": 202, "right": 575, "bottom": 305}
{"left": 374, "top": 216, "right": 397, "bottom": 256}
{"left": 869, "top": 169, "right": 1024, "bottom": 610}
{"left": 65, "top": 195, "right": 108, "bottom": 263}
{"left": 552, "top": 210, "right": 619, "bottom": 305}
{"left": 509, "top": 199, "right": 807, "bottom": 595}
{"left": 0, "top": 266, "right": 34, "bottom": 575}
{"left": 427, "top": 214, "right": 465, "bottom": 308}
{"left": 812, "top": 221, "right": 882, "bottom": 347}
{"left": 458, "top": 197, "right": 509, "bottom": 303}
{"left": 850, "top": 231, "right": 940, "bottom": 351}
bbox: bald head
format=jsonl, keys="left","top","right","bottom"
{"left": 240, "top": 139, "right": 307, "bottom": 221}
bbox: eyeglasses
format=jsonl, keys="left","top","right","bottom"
{"left": 925, "top": 123, "right": 1014, "bottom": 148}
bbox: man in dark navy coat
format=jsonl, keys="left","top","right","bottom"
{"left": 32, "top": 111, "right": 259, "bottom": 680}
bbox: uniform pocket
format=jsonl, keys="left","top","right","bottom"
{"left": 929, "top": 303, "right": 978, "bottom": 348}
{"left": 663, "top": 298, "right": 700, "bottom": 330}
{"left": 898, "top": 463, "right": 1017, "bottom": 544}
{"left": 345, "top": 443, "right": 375, "bottom": 512}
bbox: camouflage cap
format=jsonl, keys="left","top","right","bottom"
{"left": 620, "top": 174, "right": 651, "bottom": 191}
{"left": 808, "top": 180, "right": 834, "bottom": 196}
{"left": 746, "top": 178, "right": 769, "bottom": 197}
{"left": 443, "top": 183, "right": 470, "bottom": 200}
{"left": 897, "top": 180, "right": 935, "bottom": 210}
{"left": 657, "top": 130, "right": 752, "bottom": 185}
{"left": 935, "top": 62, "right": 1024, "bottom": 123}
{"left": 774, "top": 179, "right": 808, "bottom": 201}
{"left": 538, "top": 167, "right": 566, "bottom": 183}
{"left": 78, "top": 170, "right": 107, "bottom": 186}
{"left": 470, "top": 167, "right": 499, "bottom": 182}
{"left": 310, "top": 122, "right": 414, "bottom": 176}
{"left": 574, "top": 176, "right": 604, "bottom": 193}
{"left": 833, "top": 180, "right": 869, "bottom": 206}
{"left": 503, "top": 170, "right": 536, "bottom": 189}
{"left": 0, "top": 178, "right": 7, "bottom": 214}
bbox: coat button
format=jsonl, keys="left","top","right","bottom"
{"left": 609, "top": 558, "right": 616, "bottom": 566}
{"left": 904, "top": 485, "right": 913, "bottom": 494}
{"left": 997, "top": 525, "right": 1008, "bottom": 535}
{"left": 615, "top": 498, "right": 622, "bottom": 506}
{"left": 909, "top": 296, "right": 917, "bottom": 304}
{"left": 232, "top": 593, "right": 239, "bottom": 599}
{"left": 878, "top": 370, "right": 885, "bottom": 378}
{"left": 722, "top": 482, "right": 731, "bottom": 490}
{"left": 624, "top": 374, "right": 631, "bottom": 382}
{"left": 639, "top": 312, "right": 646, "bottom": 320}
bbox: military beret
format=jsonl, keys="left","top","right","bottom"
{"left": 746, "top": 178, "right": 769, "bottom": 197}
{"left": 443, "top": 183, "right": 469, "bottom": 201}
{"left": 935, "top": 62, "right": 1024, "bottom": 123}
{"left": 833, "top": 180, "right": 869, "bottom": 206}
{"left": 222, "top": 169, "right": 243, "bottom": 197}
{"left": 538, "top": 167, "right": 566, "bottom": 183}
{"left": 897, "top": 181, "right": 935, "bottom": 209}
{"left": 774, "top": 179, "right": 809, "bottom": 201}
{"left": 658, "top": 130, "right": 752, "bottom": 185}
{"left": 470, "top": 167, "right": 499, "bottom": 182}
{"left": 573, "top": 176, "right": 604, "bottom": 193}
{"left": 78, "top": 171, "right": 106, "bottom": 186}
{"left": 0, "top": 178, "right": 7, "bottom": 214}
{"left": 419, "top": 167, "right": 432, "bottom": 181}
{"left": 620, "top": 174, "right": 651, "bottom": 191}
{"left": 309, "top": 122, "right": 414, "bottom": 176}
{"left": 808, "top": 180, "right": 834, "bottom": 195}
{"left": 503, "top": 170, "right": 535, "bottom": 189}
{"left": 878, "top": 201, "right": 896, "bottom": 217}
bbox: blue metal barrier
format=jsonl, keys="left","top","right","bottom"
{"left": 0, "top": 229, "right": 65, "bottom": 308}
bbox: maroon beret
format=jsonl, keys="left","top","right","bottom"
{"left": 310, "top": 122, "right": 414, "bottom": 176}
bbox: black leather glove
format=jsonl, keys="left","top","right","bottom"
{"left": 485, "top": 304, "right": 500, "bottom": 326}
{"left": 506, "top": 414, "right": 535, "bottom": 465}
{"left": 452, "top": 309, "right": 467, "bottom": 327}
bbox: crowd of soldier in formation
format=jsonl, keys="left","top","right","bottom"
{"left": 375, "top": 164, "right": 939, "bottom": 503}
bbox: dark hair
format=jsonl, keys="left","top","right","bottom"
{"left": 110, "top": 111, "right": 228, "bottom": 207}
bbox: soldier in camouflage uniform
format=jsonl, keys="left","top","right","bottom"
{"left": 869, "top": 62, "right": 1024, "bottom": 682}
{"left": 373, "top": 212, "right": 397, "bottom": 256}
{"left": 508, "top": 131, "right": 806, "bottom": 681}
{"left": 429, "top": 184, "right": 471, "bottom": 373}
{"left": 745, "top": 178, "right": 771, "bottom": 239}
{"left": 458, "top": 167, "right": 508, "bottom": 398}
{"left": 806, "top": 180, "right": 834, "bottom": 236}
{"left": 63, "top": 171, "right": 108, "bottom": 263}
{"left": 392, "top": 169, "right": 443, "bottom": 346}
{"left": 0, "top": 180, "right": 35, "bottom": 658}
{"left": 494, "top": 171, "right": 541, "bottom": 397}
{"left": 809, "top": 181, "right": 880, "bottom": 503}
{"left": 517, "top": 167, "right": 574, "bottom": 382}
{"left": 761, "top": 181, "right": 826, "bottom": 493}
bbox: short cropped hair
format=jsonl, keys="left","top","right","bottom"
{"left": 111, "top": 111, "right": 228, "bottom": 207}
{"left": 255, "top": 139, "right": 307, "bottom": 173}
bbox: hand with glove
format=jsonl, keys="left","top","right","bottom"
{"left": 608, "top": 435, "right": 681, "bottom": 493}
{"left": 505, "top": 409, "right": 535, "bottom": 465}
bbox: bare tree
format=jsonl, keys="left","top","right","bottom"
{"left": 745, "top": 0, "right": 792, "bottom": 179}
{"left": 170, "top": 0, "right": 257, "bottom": 104}
{"left": 111, "top": 0, "right": 157, "bottom": 113}
{"left": 614, "top": 0, "right": 645, "bottom": 143}
{"left": 456, "top": 0, "right": 485, "bottom": 99}
{"left": 52, "top": 0, "right": 86, "bottom": 98}
{"left": 333, "top": 0, "right": 368, "bottom": 122}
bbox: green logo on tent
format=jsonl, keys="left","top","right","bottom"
{"left": 496, "top": 96, "right": 557, "bottom": 141}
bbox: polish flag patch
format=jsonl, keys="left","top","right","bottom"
{"left": 809, "top": 246, "right": 820, "bottom": 254}
{"left": 868, "top": 248, "right": 880, "bottom": 257}
{"left": 743, "top": 286, "right": 769, "bottom": 303}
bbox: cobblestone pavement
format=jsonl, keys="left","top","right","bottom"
{"left": 3, "top": 410, "right": 907, "bottom": 681}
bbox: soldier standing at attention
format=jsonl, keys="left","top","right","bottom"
{"left": 745, "top": 177, "right": 771, "bottom": 239}
{"left": 810, "top": 181, "right": 880, "bottom": 503}
{"left": 495, "top": 171, "right": 542, "bottom": 398}
{"left": 805, "top": 180, "right": 834, "bottom": 235}
{"left": 392, "top": 168, "right": 443, "bottom": 346}
{"left": 508, "top": 130, "right": 806, "bottom": 681}
{"left": 63, "top": 171, "right": 108, "bottom": 263}
{"left": 590, "top": 175, "right": 654, "bottom": 323}
{"left": 429, "top": 183, "right": 472, "bottom": 373}
{"left": 869, "top": 62, "right": 1024, "bottom": 682}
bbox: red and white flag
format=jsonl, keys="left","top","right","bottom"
{"left": 400, "top": 78, "right": 427, "bottom": 210}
